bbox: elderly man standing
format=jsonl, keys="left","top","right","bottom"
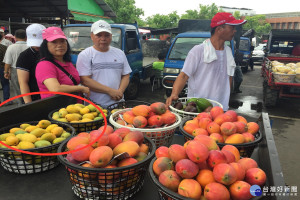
{"left": 3, "top": 29, "right": 28, "bottom": 105}
{"left": 166, "top": 13, "right": 247, "bottom": 111}
{"left": 76, "top": 20, "right": 132, "bottom": 108}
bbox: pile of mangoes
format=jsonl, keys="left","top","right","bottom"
{"left": 0, "top": 120, "right": 72, "bottom": 149}
{"left": 51, "top": 103, "right": 108, "bottom": 123}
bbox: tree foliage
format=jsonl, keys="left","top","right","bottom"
{"left": 180, "top": 3, "right": 220, "bottom": 20}
{"left": 243, "top": 15, "right": 272, "bottom": 39}
{"left": 146, "top": 11, "right": 180, "bottom": 28}
{"left": 104, "top": 0, "right": 144, "bottom": 23}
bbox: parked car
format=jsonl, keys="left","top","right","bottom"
{"left": 252, "top": 44, "right": 266, "bottom": 64}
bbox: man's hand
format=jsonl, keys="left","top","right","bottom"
{"left": 4, "top": 71, "right": 10, "bottom": 79}
{"left": 166, "top": 94, "right": 179, "bottom": 108}
{"left": 108, "top": 89, "right": 123, "bottom": 101}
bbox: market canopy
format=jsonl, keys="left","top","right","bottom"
{"left": 0, "top": 0, "right": 116, "bottom": 24}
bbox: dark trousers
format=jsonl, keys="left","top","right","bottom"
{"left": 234, "top": 66, "right": 243, "bottom": 92}
{"left": 0, "top": 67, "right": 10, "bottom": 101}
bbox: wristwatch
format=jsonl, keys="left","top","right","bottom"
{"left": 4, "top": 71, "right": 9, "bottom": 74}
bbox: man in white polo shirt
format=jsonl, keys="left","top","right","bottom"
{"left": 3, "top": 29, "right": 28, "bottom": 105}
{"left": 166, "top": 12, "right": 247, "bottom": 111}
{"left": 76, "top": 20, "right": 132, "bottom": 108}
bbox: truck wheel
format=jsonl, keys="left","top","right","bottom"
{"left": 124, "top": 76, "right": 139, "bottom": 100}
{"left": 263, "top": 81, "right": 278, "bottom": 107}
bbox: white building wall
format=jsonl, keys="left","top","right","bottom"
{"left": 220, "top": 6, "right": 256, "bottom": 16}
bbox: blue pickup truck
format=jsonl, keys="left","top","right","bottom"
{"left": 239, "top": 36, "right": 253, "bottom": 72}
{"left": 162, "top": 30, "right": 234, "bottom": 97}
{"left": 63, "top": 23, "right": 154, "bottom": 99}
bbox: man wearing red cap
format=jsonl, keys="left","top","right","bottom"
{"left": 166, "top": 12, "right": 246, "bottom": 111}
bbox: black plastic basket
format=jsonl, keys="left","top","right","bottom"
{"left": 149, "top": 158, "right": 194, "bottom": 200}
{"left": 149, "top": 158, "right": 263, "bottom": 200}
{"left": 107, "top": 100, "right": 151, "bottom": 111}
{"left": 0, "top": 121, "right": 75, "bottom": 174}
{"left": 48, "top": 109, "right": 110, "bottom": 134}
{"left": 57, "top": 136, "right": 156, "bottom": 200}
{"left": 179, "top": 117, "right": 263, "bottom": 157}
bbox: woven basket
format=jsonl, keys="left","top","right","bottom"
{"left": 57, "top": 136, "right": 155, "bottom": 200}
{"left": 0, "top": 121, "right": 75, "bottom": 174}
{"left": 169, "top": 98, "right": 223, "bottom": 119}
{"left": 109, "top": 108, "right": 182, "bottom": 147}
{"left": 273, "top": 73, "right": 296, "bottom": 83}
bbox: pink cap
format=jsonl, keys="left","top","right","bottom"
{"left": 42, "top": 27, "right": 67, "bottom": 42}
{"left": 211, "top": 12, "right": 247, "bottom": 28}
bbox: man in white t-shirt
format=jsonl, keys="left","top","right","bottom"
{"left": 3, "top": 29, "right": 28, "bottom": 105}
{"left": 76, "top": 20, "right": 132, "bottom": 107}
{"left": 166, "top": 13, "right": 247, "bottom": 111}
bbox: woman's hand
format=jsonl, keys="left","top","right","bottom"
{"left": 80, "top": 85, "right": 90, "bottom": 97}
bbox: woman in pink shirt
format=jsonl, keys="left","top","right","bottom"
{"left": 35, "top": 27, "right": 89, "bottom": 99}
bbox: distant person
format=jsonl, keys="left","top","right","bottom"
{"left": 0, "top": 43, "right": 8, "bottom": 104}
{"left": 0, "top": 28, "right": 12, "bottom": 46}
{"left": 16, "top": 24, "right": 46, "bottom": 103}
{"left": 166, "top": 37, "right": 171, "bottom": 46}
{"left": 35, "top": 27, "right": 89, "bottom": 99}
{"left": 4, "top": 34, "right": 16, "bottom": 43}
{"left": 150, "top": 51, "right": 165, "bottom": 86}
{"left": 166, "top": 12, "right": 247, "bottom": 110}
{"left": 291, "top": 43, "right": 300, "bottom": 56}
{"left": 76, "top": 20, "right": 131, "bottom": 108}
{"left": 3, "top": 29, "right": 28, "bottom": 105}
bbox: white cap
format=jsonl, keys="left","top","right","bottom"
{"left": 26, "top": 24, "right": 46, "bottom": 47}
{"left": 91, "top": 20, "right": 111, "bottom": 35}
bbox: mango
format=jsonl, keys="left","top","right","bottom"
{"left": 21, "top": 133, "right": 37, "bottom": 143}
{"left": 81, "top": 118, "right": 93, "bottom": 122}
{"left": 25, "top": 125, "right": 38, "bottom": 133}
{"left": 18, "top": 141, "right": 35, "bottom": 149}
{"left": 0, "top": 133, "right": 14, "bottom": 141}
{"left": 61, "top": 132, "right": 71, "bottom": 138}
{"left": 45, "top": 124, "right": 59, "bottom": 132}
{"left": 20, "top": 123, "right": 31, "bottom": 130}
{"left": 75, "top": 103, "right": 85, "bottom": 108}
{"left": 57, "top": 118, "right": 68, "bottom": 122}
{"left": 52, "top": 112, "right": 60, "bottom": 120}
{"left": 5, "top": 135, "right": 19, "bottom": 146}
{"left": 80, "top": 107, "right": 90, "bottom": 115}
{"left": 9, "top": 127, "right": 22, "bottom": 134}
{"left": 30, "top": 128, "right": 46, "bottom": 137}
{"left": 82, "top": 113, "right": 94, "bottom": 120}
{"left": 51, "top": 126, "right": 64, "bottom": 137}
{"left": 66, "top": 105, "right": 80, "bottom": 113}
{"left": 58, "top": 108, "right": 68, "bottom": 118}
{"left": 41, "top": 133, "right": 56, "bottom": 143}
{"left": 87, "top": 104, "right": 97, "bottom": 112}
{"left": 34, "top": 140, "right": 51, "bottom": 148}
{"left": 14, "top": 130, "right": 27, "bottom": 135}
{"left": 37, "top": 120, "right": 51, "bottom": 129}
{"left": 53, "top": 137, "right": 66, "bottom": 144}
{"left": 113, "top": 141, "right": 140, "bottom": 157}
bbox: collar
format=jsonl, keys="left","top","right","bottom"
{"left": 16, "top": 41, "right": 27, "bottom": 44}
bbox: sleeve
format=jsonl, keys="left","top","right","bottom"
{"left": 181, "top": 46, "right": 201, "bottom": 78}
{"left": 3, "top": 46, "right": 13, "bottom": 64}
{"left": 76, "top": 49, "right": 92, "bottom": 76}
{"left": 16, "top": 51, "right": 30, "bottom": 72}
{"left": 35, "top": 61, "right": 59, "bottom": 84}
{"left": 121, "top": 51, "right": 132, "bottom": 75}
{"left": 225, "top": 46, "right": 236, "bottom": 76}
